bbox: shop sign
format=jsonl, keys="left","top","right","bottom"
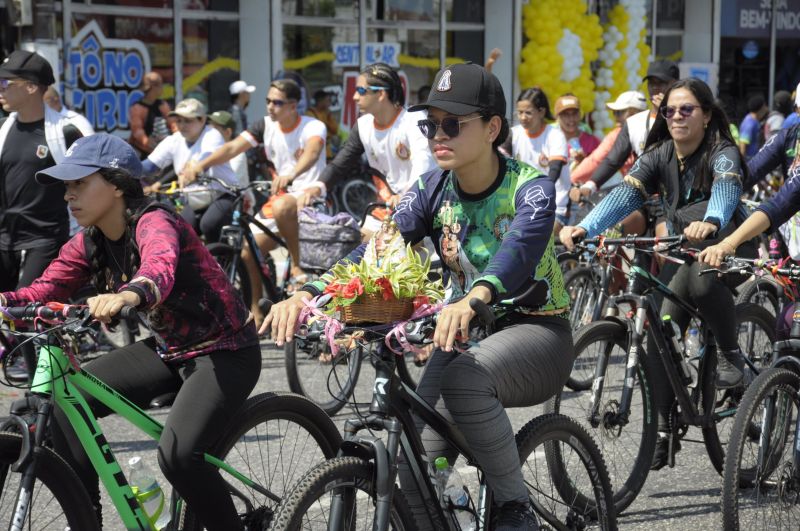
{"left": 333, "top": 42, "right": 401, "bottom": 68}
{"left": 721, "top": 0, "right": 800, "bottom": 38}
{"left": 66, "top": 20, "right": 150, "bottom": 133}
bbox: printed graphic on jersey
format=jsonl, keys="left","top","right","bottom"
{"left": 395, "top": 142, "right": 410, "bottom": 160}
{"left": 395, "top": 192, "right": 416, "bottom": 214}
{"left": 436, "top": 200, "right": 478, "bottom": 295}
{"left": 713, "top": 153, "right": 736, "bottom": 175}
{"left": 493, "top": 214, "right": 513, "bottom": 240}
{"left": 437, "top": 70, "right": 452, "bottom": 92}
{"left": 524, "top": 185, "right": 550, "bottom": 221}
{"left": 36, "top": 145, "right": 49, "bottom": 159}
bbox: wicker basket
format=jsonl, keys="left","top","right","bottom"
{"left": 341, "top": 292, "right": 414, "bottom": 323}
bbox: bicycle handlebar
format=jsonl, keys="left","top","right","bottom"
{"left": 1, "top": 303, "right": 138, "bottom": 323}
{"left": 699, "top": 256, "right": 800, "bottom": 279}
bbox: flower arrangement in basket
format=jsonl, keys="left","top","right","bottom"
{"left": 322, "top": 220, "right": 444, "bottom": 323}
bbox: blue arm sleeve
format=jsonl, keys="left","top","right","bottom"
{"left": 141, "top": 159, "right": 160, "bottom": 176}
{"left": 704, "top": 179, "right": 743, "bottom": 228}
{"left": 757, "top": 168, "right": 800, "bottom": 230}
{"left": 473, "top": 177, "right": 556, "bottom": 299}
{"left": 745, "top": 129, "right": 787, "bottom": 189}
{"left": 577, "top": 183, "right": 645, "bottom": 237}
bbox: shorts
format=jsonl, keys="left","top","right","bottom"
{"left": 250, "top": 189, "right": 307, "bottom": 236}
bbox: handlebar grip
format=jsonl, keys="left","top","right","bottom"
{"left": 119, "top": 306, "right": 139, "bottom": 322}
{"left": 469, "top": 298, "right": 496, "bottom": 329}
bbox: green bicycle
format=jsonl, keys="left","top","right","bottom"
{"left": 0, "top": 302, "right": 342, "bottom": 530}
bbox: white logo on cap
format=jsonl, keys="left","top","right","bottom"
{"left": 109, "top": 158, "right": 119, "bottom": 168}
{"left": 65, "top": 141, "right": 79, "bottom": 157}
{"left": 437, "top": 70, "right": 452, "bottom": 92}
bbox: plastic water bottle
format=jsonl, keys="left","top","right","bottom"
{"left": 128, "top": 456, "right": 171, "bottom": 530}
{"left": 434, "top": 456, "right": 475, "bottom": 531}
{"left": 683, "top": 328, "right": 701, "bottom": 388}
{"left": 663, "top": 315, "right": 692, "bottom": 385}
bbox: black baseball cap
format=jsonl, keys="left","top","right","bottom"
{"left": 0, "top": 50, "right": 55, "bottom": 86}
{"left": 408, "top": 63, "right": 506, "bottom": 117}
{"left": 642, "top": 60, "right": 680, "bottom": 83}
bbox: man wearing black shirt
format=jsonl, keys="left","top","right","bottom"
{"left": 0, "top": 50, "right": 89, "bottom": 290}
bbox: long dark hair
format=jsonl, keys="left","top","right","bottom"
{"left": 84, "top": 167, "right": 155, "bottom": 293}
{"left": 517, "top": 87, "right": 554, "bottom": 121}
{"left": 360, "top": 62, "right": 405, "bottom": 107}
{"left": 644, "top": 77, "right": 747, "bottom": 194}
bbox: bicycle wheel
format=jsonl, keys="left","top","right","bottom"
{"left": 721, "top": 368, "right": 800, "bottom": 530}
{"left": 284, "top": 338, "right": 362, "bottom": 416}
{"left": 181, "top": 392, "right": 343, "bottom": 530}
{"left": 340, "top": 179, "right": 378, "bottom": 219}
{"left": 545, "top": 320, "right": 657, "bottom": 514}
{"left": 702, "top": 303, "right": 777, "bottom": 473}
{"left": 736, "top": 277, "right": 781, "bottom": 317}
{"left": 272, "top": 456, "right": 416, "bottom": 530}
{"left": 563, "top": 266, "right": 603, "bottom": 332}
{"left": 517, "top": 413, "right": 617, "bottom": 530}
{"left": 207, "top": 242, "right": 253, "bottom": 308}
{"left": 0, "top": 432, "right": 101, "bottom": 530}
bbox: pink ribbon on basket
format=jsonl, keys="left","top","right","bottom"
{"left": 298, "top": 297, "right": 346, "bottom": 358}
{"left": 384, "top": 302, "right": 443, "bottom": 356}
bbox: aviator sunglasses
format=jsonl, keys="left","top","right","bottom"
{"left": 417, "top": 115, "right": 483, "bottom": 139}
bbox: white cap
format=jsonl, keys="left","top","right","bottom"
{"left": 229, "top": 80, "right": 256, "bottom": 96}
{"left": 606, "top": 90, "right": 648, "bottom": 111}
{"left": 795, "top": 82, "right": 800, "bottom": 107}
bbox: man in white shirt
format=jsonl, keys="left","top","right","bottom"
{"left": 182, "top": 79, "right": 326, "bottom": 320}
{"left": 142, "top": 98, "right": 237, "bottom": 242}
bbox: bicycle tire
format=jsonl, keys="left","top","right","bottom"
{"left": 564, "top": 265, "right": 604, "bottom": 329}
{"left": 545, "top": 319, "right": 657, "bottom": 515}
{"left": 0, "top": 432, "right": 101, "bottom": 530}
{"left": 721, "top": 368, "right": 800, "bottom": 530}
{"left": 735, "top": 277, "right": 781, "bottom": 317}
{"left": 207, "top": 242, "right": 253, "bottom": 308}
{"left": 517, "top": 413, "right": 617, "bottom": 530}
{"left": 701, "top": 303, "right": 777, "bottom": 473}
{"left": 340, "top": 179, "right": 378, "bottom": 219}
{"left": 284, "top": 339, "right": 362, "bottom": 416}
{"left": 272, "top": 456, "right": 416, "bottom": 530}
{"left": 181, "top": 392, "right": 343, "bottom": 530}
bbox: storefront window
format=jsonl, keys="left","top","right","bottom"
{"left": 182, "top": 19, "right": 240, "bottom": 113}
{"left": 446, "top": 0, "right": 483, "bottom": 23}
{"left": 282, "top": 0, "right": 357, "bottom": 18}
{"left": 72, "top": 0, "right": 173, "bottom": 6}
{"left": 383, "top": 0, "right": 438, "bottom": 21}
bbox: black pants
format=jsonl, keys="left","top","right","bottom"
{"left": 0, "top": 241, "right": 64, "bottom": 291}
{"left": 51, "top": 337, "right": 261, "bottom": 531}
{"left": 180, "top": 197, "right": 235, "bottom": 243}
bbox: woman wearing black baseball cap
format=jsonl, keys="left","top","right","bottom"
{"left": 265, "top": 63, "right": 573, "bottom": 530}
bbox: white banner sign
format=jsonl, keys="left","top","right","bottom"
{"left": 333, "top": 42, "right": 401, "bottom": 68}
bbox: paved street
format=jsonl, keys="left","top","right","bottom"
{"left": 0, "top": 341, "right": 726, "bottom": 530}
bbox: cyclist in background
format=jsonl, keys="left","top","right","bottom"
{"left": 128, "top": 71, "right": 175, "bottom": 157}
{"left": 561, "top": 78, "right": 753, "bottom": 470}
{"left": 304, "top": 62, "right": 437, "bottom": 240}
{"left": 0, "top": 133, "right": 259, "bottom": 531}
{"left": 264, "top": 63, "right": 573, "bottom": 531}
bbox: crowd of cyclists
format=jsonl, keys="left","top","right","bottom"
{"left": 1, "top": 43, "right": 800, "bottom": 530}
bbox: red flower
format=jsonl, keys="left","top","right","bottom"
{"left": 413, "top": 295, "right": 430, "bottom": 310}
{"left": 324, "top": 283, "right": 343, "bottom": 296}
{"left": 341, "top": 277, "right": 364, "bottom": 300}
{"left": 375, "top": 277, "right": 394, "bottom": 301}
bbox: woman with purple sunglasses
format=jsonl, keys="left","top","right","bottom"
{"left": 560, "top": 77, "right": 754, "bottom": 470}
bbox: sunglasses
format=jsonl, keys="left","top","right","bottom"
{"left": 0, "top": 79, "right": 25, "bottom": 90}
{"left": 661, "top": 104, "right": 701, "bottom": 120}
{"left": 355, "top": 86, "right": 386, "bottom": 96}
{"left": 266, "top": 98, "right": 292, "bottom": 107}
{"left": 417, "top": 115, "right": 483, "bottom": 139}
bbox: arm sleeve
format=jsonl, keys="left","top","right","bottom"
{"left": 745, "top": 128, "right": 787, "bottom": 189}
{"left": 577, "top": 183, "right": 645, "bottom": 237}
{"left": 590, "top": 122, "right": 633, "bottom": 188}
{"left": 3, "top": 235, "right": 91, "bottom": 305}
{"left": 124, "top": 211, "right": 181, "bottom": 308}
{"left": 241, "top": 119, "right": 265, "bottom": 148}
{"left": 704, "top": 145, "right": 745, "bottom": 228}
{"left": 318, "top": 122, "right": 366, "bottom": 188}
{"left": 473, "top": 177, "right": 556, "bottom": 300}
{"left": 146, "top": 136, "right": 174, "bottom": 169}
{"left": 141, "top": 159, "right": 160, "bottom": 176}
{"left": 548, "top": 160, "right": 564, "bottom": 182}
{"left": 757, "top": 166, "right": 800, "bottom": 230}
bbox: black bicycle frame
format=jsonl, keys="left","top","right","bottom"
{"left": 334, "top": 345, "right": 484, "bottom": 531}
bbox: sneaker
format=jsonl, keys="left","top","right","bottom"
{"left": 650, "top": 432, "right": 680, "bottom": 471}
{"left": 492, "top": 501, "right": 540, "bottom": 530}
{"left": 716, "top": 348, "right": 744, "bottom": 389}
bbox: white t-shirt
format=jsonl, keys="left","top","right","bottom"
{"left": 242, "top": 115, "right": 326, "bottom": 193}
{"left": 510, "top": 123, "right": 570, "bottom": 215}
{"left": 148, "top": 126, "right": 237, "bottom": 187}
{"left": 357, "top": 108, "right": 436, "bottom": 194}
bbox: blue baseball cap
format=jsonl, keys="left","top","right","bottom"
{"left": 36, "top": 133, "right": 143, "bottom": 185}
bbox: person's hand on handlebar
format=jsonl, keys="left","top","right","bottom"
{"left": 259, "top": 291, "right": 313, "bottom": 346}
{"left": 683, "top": 220, "right": 717, "bottom": 245}
{"left": 434, "top": 286, "right": 491, "bottom": 352}
{"left": 87, "top": 291, "right": 141, "bottom": 323}
{"left": 180, "top": 160, "right": 203, "bottom": 188}
{"left": 273, "top": 174, "right": 294, "bottom": 192}
{"left": 559, "top": 225, "right": 586, "bottom": 251}
{"left": 698, "top": 239, "right": 736, "bottom": 268}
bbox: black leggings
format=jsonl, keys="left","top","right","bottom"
{"left": 180, "top": 196, "right": 235, "bottom": 243}
{"left": 398, "top": 315, "right": 574, "bottom": 530}
{"left": 51, "top": 338, "right": 261, "bottom": 531}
